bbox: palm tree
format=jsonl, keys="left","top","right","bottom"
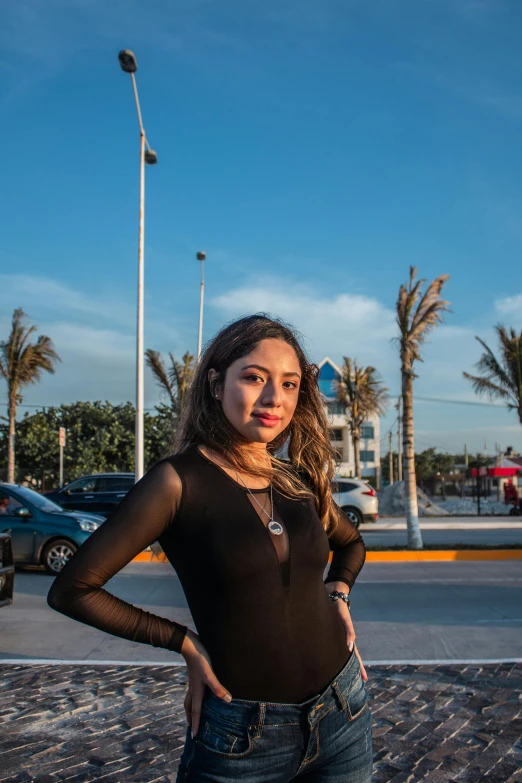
{"left": 336, "top": 358, "right": 389, "bottom": 479}
{"left": 0, "top": 309, "right": 60, "bottom": 483}
{"left": 397, "top": 267, "right": 450, "bottom": 549}
{"left": 145, "top": 349, "right": 195, "bottom": 415}
{"left": 463, "top": 325, "right": 522, "bottom": 423}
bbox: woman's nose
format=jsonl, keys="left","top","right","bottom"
{"left": 261, "top": 381, "right": 282, "bottom": 407}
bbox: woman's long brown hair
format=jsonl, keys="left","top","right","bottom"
{"left": 169, "top": 314, "right": 339, "bottom": 533}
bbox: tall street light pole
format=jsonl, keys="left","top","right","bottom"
{"left": 118, "top": 49, "right": 158, "bottom": 483}
{"left": 196, "top": 251, "right": 206, "bottom": 359}
{"left": 396, "top": 396, "right": 403, "bottom": 483}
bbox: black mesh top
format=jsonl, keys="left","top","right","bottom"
{"left": 47, "top": 446, "right": 366, "bottom": 702}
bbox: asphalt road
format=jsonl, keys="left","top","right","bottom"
{"left": 2, "top": 558, "right": 521, "bottom": 664}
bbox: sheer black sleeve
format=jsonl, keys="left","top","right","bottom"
{"left": 47, "top": 459, "right": 187, "bottom": 653}
{"left": 324, "top": 502, "right": 366, "bottom": 591}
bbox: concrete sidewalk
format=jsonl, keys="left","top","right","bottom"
{"left": 367, "top": 516, "right": 522, "bottom": 531}
{"left": 1, "top": 661, "right": 521, "bottom": 782}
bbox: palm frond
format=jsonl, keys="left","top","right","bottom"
{"left": 464, "top": 327, "right": 522, "bottom": 411}
{"left": 463, "top": 372, "right": 514, "bottom": 402}
{"left": 474, "top": 341, "right": 516, "bottom": 396}
{"left": 410, "top": 298, "right": 450, "bottom": 344}
{"left": 397, "top": 277, "right": 422, "bottom": 336}
{"left": 336, "top": 357, "right": 390, "bottom": 432}
{"left": 145, "top": 349, "right": 177, "bottom": 408}
{"left": 410, "top": 274, "right": 450, "bottom": 335}
{"left": 496, "top": 325, "right": 522, "bottom": 389}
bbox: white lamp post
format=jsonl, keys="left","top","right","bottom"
{"left": 196, "top": 251, "right": 206, "bottom": 359}
{"left": 118, "top": 49, "right": 158, "bottom": 483}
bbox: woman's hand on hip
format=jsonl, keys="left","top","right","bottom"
{"left": 180, "top": 628, "right": 233, "bottom": 738}
{"left": 328, "top": 583, "right": 368, "bottom": 682}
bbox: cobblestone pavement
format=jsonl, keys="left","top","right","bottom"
{"left": 1, "top": 662, "right": 521, "bottom": 783}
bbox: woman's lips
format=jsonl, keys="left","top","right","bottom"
{"left": 252, "top": 414, "right": 281, "bottom": 428}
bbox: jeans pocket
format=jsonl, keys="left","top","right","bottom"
{"left": 344, "top": 672, "right": 369, "bottom": 721}
{"left": 197, "top": 719, "right": 254, "bottom": 758}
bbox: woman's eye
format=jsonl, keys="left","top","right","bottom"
{"left": 283, "top": 381, "right": 298, "bottom": 389}
{"left": 245, "top": 374, "right": 264, "bottom": 382}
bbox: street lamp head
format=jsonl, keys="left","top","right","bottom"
{"left": 196, "top": 251, "right": 206, "bottom": 261}
{"left": 118, "top": 49, "right": 138, "bottom": 73}
{"left": 145, "top": 149, "right": 158, "bottom": 165}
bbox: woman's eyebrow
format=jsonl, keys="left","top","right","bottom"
{"left": 241, "top": 364, "right": 301, "bottom": 379}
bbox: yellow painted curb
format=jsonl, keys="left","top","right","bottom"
{"left": 132, "top": 549, "right": 522, "bottom": 564}
{"left": 365, "top": 549, "right": 522, "bottom": 561}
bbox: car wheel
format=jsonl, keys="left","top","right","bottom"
{"left": 342, "top": 506, "right": 363, "bottom": 529}
{"left": 42, "top": 539, "right": 77, "bottom": 574}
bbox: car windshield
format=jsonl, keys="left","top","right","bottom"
{"left": 9, "top": 486, "right": 64, "bottom": 513}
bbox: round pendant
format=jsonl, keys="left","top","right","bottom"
{"left": 268, "top": 519, "right": 284, "bottom": 536}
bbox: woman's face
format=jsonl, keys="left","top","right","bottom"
{"left": 213, "top": 338, "right": 302, "bottom": 446}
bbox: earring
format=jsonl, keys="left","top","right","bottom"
{"left": 215, "top": 394, "right": 219, "bottom": 399}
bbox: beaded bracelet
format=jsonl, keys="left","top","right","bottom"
{"left": 328, "top": 590, "right": 351, "bottom": 608}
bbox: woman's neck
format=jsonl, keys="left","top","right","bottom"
{"left": 200, "top": 442, "right": 271, "bottom": 471}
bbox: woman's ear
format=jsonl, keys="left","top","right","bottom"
{"left": 208, "top": 368, "right": 220, "bottom": 400}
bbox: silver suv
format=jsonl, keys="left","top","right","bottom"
{"left": 332, "top": 479, "right": 379, "bottom": 529}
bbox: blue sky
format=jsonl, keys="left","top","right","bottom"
{"left": 1, "top": 0, "right": 522, "bottom": 454}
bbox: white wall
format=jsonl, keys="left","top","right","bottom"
{"left": 326, "top": 408, "right": 381, "bottom": 479}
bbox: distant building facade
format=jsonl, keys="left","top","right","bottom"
{"left": 318, "top": 357, "right": 381, "bottom": 481}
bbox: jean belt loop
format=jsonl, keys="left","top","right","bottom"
{"left": 252, "top": 702, "right": 266, "bottom": 739}
{"left": 332, "top": 680, "right": 348, "bottom": 713}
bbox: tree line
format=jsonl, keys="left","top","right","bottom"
{"left": 381, "top": 447, "right": 495, "bottom": 488}
{"left": 0, "top": 401, "right": 173, "bottom": 490}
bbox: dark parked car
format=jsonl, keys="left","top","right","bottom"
{"left": 0, "top": 531, "right": 14, "bottom": 606}
{"left": 0, "top": 484, "right": 104, "bottom": 574}
{"left": 44, "top": 473, "right": 135, "bottom": 515}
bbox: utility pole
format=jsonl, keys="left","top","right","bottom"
{"left": 396, "top": 397, "right": 403, "bottom": 482}
{"left": 388, "top": 431, "right": 394, "bottom": 486}
{"left": 495, "top": 443, "right": 502, "bottom": 501}
{"left": 59, "top": 427, "right": 66, "bottom": 488}
{"left": 463, "top": 444, "right": 469, "bottom": 499}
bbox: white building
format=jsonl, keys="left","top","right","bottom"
{"left": 318, "top": 357, "right": 381, "bottom": 482}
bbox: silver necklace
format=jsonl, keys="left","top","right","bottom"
{"left": 235, "top": 472, "right": 284, "bottom": 536}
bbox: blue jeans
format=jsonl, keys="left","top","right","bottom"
{"left": 176, "top": 650, "right": 372, "bottom": 782}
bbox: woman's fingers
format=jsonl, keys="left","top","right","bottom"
{"left": 334, "top": 604, "right": 367, "bottom": 681}
{"left": 183, "top": 688, "right": 192, "bottom": 728}
{"left": 206, "top": 670, "right": 233, "bottom": 704}
{"left": 339, "top": 606, "right": 356, "bottom": 650}
{"left": 190, "top": 681, "right": 205, "bottom": 738}
{"left": 354, "top": 642, "right": 368, "bottom": 681}
{"left": 187, "top": 673, "right": 232, "bottom": 739}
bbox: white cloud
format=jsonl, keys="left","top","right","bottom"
{"left": 0, "top": 274, "right": 194, "bottom": 409}
{"left": 0, "top": 274, "right": 135, "bottom": 326}
{"left": 211, "top": 281, "right": 397, "bottom": 367}
{"left": 495, "top": 293, "right": 522, "bottom": 317}
{"left": 210, "top": 282, "right": 496, "bottom": 401}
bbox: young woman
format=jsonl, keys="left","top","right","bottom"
{"left": 48, "top": 314, "right": 372, "bottom": 782}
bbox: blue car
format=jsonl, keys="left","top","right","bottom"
{"left": 44, "top": 473, "right": 135, "bottom": 515}
{"left": 0, "top": 483, "right": 104, "bottom": 574}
